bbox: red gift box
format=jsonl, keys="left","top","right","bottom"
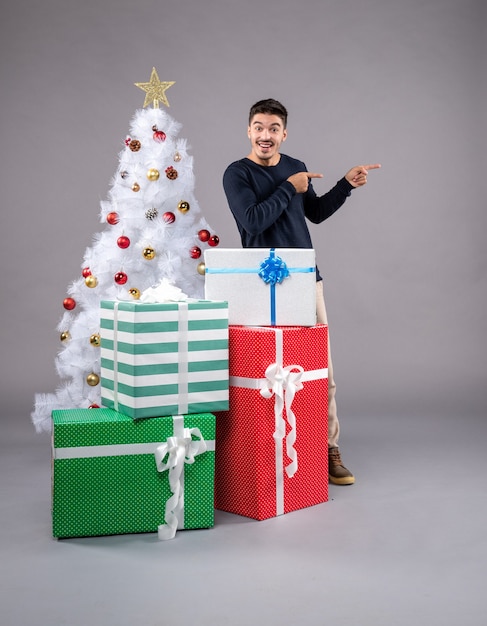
{"left": 215, "top": 325, "right": 328, "bottom": 520}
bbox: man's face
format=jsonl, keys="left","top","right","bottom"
{"left": 247, "top": 113, "right": 287, "bottom": 166}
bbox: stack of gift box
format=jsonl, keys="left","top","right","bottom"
{"left": 205, "top": 248, "right": 329, "bottom": 521}
{"left": 51, "top": 248, "right": 329, "bottom": 540}
{"left": 51, "top": 296, "right": 229, "bottom": 540}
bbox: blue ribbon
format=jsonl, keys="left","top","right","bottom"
{"left": 259, "top": 250, "right": 288, "bottom": 324}
{"left": 206, "top": 249, "right": 314, "bottom": 325}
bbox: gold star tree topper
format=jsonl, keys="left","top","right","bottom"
{"left": 134, "top": 67, "right": 175, "bottom": 108}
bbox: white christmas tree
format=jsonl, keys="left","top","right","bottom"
{"left": 32, "top": 68, "right": 220, "bottom": 433}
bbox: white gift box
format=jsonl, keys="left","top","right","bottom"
{"left": 204, "top": 248, "right": 316, "bottom": 326}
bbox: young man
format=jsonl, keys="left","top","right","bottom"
{"left": 223, "top": 98, "right": 380, "bottom": 485}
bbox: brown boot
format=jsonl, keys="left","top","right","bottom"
{"left": 328, "top": 446, "right": 355, "bottom": 485}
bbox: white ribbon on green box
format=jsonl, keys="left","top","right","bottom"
{"left": 154, "top": 415, "right": 208, "bottom": 540}
{"left": 229, "top": 328, "right": 328, "bottom": 517}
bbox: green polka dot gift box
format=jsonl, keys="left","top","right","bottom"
{"left": 100, "top": 300, "right": 229, "bottom": 420}
{"left": 51, "top": 408, "right": 215, "bottom": 540}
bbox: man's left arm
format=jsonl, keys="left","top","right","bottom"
{"left": 305, "top": 163, "right": 381, "bottom": 224}
{"left": 345, "top": 163, "right": 381, "bottom": 187}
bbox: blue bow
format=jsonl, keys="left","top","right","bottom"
{"left": 258, "top": 253, "right": 290, "bottom": 285}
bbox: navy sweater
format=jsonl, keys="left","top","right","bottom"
{"left": 223, "top": 154, "right": 353, "bottom": 280}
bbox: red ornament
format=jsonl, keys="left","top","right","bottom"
{"left": 82, "top": 267, "right": 91, "bottom": 278}
{"left": 198, "top": 229, "right": 211, "bottom": 242}
{"left": 152, "top": 127, "right": 167, "bottom": 142}
{"left": 114, "top": 271, "right": 128, "bottom": 285}
{"left": 190, "top": 246, "right": 202, "bottom": 259}
{"left": 107, "top": 212, "right": 119, "bottom": 225}
{"left": 162, "top": 211, "right": 176, "bottom": 224}
{"left": 88, "top": 404, "right": 100, "bottom": 409}
{"left": 117, "top": 235, "right": 130, "bottom": 249}
{"left": 124, "top": 137, "right": 131, "bottom": 146}
{"left": 63, "top": 297, "right": 76, "bottom": 311}
{"left": 208, "top": 235, "right": 220, "bottom": 247}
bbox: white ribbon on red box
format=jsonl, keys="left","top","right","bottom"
{"left": 229, "top": 328, "right": 328, "bottom": 516}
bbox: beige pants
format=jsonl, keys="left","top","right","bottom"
{"left": 316, "top": 280, "right": 339, "bottom": 448}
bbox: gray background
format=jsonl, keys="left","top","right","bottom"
{"left": 1, "top": 2, "right": 487, "bottom": 625}
{"left": 1, "top": 0, "right": 485, "bottom": 425}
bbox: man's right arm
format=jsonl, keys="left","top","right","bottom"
{"left": 286, "top": 171, "right": 324, "bottom": 194}
{"left": 223, "top": 163, "right": 295, "bottom": 236}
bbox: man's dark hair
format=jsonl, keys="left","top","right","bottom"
{"left": 248, "top": 99, "right": 288, "bottom": 128}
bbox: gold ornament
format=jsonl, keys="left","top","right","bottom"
{"left": 86, "top": 373, "right": 100, "bottom": 386}
{"left": 147, "top": 168, "right": 160, "bottom": 181}
{"left": 142, "top": 246, "right": 156, "bottom": 260}
{"left": 173, "top": 151, "right": 182, "bottom": 162}
{"left": 89, "top": 333, "right": 101, "bottom": 347}
{"left": 197, "top": 262, "right": 206, "bottom": 276}
{"left": 129, "top": 288, "right": 141, "bottom": 300}
{"left": 134, "top": 67, "right": 175, "bottom": 108}
{"left": 60, "top": 331, "right": 70, "bottom": 342}
{"left": 178, "top": 200, "right": 190, "bottom": 213}
{"left": 85, "top": 275, "right": 98, "bottom": 288}
{"left": 132, "top": 182, "right": 140, "bottom": 192}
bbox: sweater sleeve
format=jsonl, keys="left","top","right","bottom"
{"left": 304, "top": 177, "right": 354, "bottom": 224}
{"left": 223, "top": 162, "right": 296, "bottom": 236}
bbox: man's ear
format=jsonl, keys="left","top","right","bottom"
{"left": 282, "top": 129, "right": 288, "bottom": 141}
{"left": 247, "top": 126, "right": 251, "bottom": 139}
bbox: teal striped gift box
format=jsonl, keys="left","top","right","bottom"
{"left": 100, "top": 300, "right": 229, "bottom": 419}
